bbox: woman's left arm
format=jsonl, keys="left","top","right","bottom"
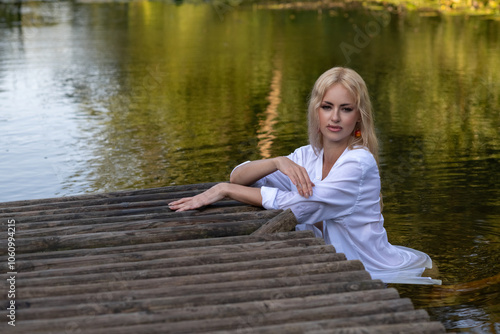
{"left": 168, "top": 183, "right": 262, "bottom": 212}
{"left": 262, "top": 151, "right": 378, "bottom": 225}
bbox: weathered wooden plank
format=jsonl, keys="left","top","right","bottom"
{"left": 1, "top": 205, "right": 175, "bottom": 223}
{"left": 251, "top": 208, "right": 298, "bottom": 235}
{"left": 203, "top": 310, "right": 432, "bottom": 334}
{"left": 1, "top": 194, "right": 248, "bottom": 219}
{"left": 17, "top": 271, "right": 372, "bottom": 307}
{"left": 0, "top": 199, "right": 255, "bottom": 224}
{"left": 0, "top": 189, "right": 222, "bottom": 214}
{"left": 9, "top": 230, "right": 316, "bottom": 260}
{"left": 18, "top": 269, "right": 370, "bottom": 300}
{"left": 16, "top": 245, "right": 336, "bottom": 279}
{"left": 10, "top": 289, "right": 402, "bottom": 333}
{"left": 131, "top": 299, "right": 415, "bottom": 334}
{"left": 14, "top": 264, "right": 360, "bottom": 299}
{"left": 0, "top": 220, "right": 268, "bottom": 255}
{"left": 310, "top": 322, "right": 447, "bottom": 334}
{"left": 35, "top": 299, "right": 415, "bottom": 334}
{"left": 0, "top": 192, "right": 197, "bottom": 216}
{"left": 38, "top": 310, "right": 430, "bottom": 334}
{"left": 12, "top": 209, "right": 282, "bottom": 233}
{"left": 0, "top": 183, "right": 218, "bottom": 208}
{"left": 11, "top": 238, "right": 325, "bottom": 272}
{"left": 12, "top": 257, "right": 360, "bottom": 288}
{"left": 17, "top": 211, "right": 282, "bottom": 238}
{"left": 13, "top": 280, "right": 385, "bottom": 320}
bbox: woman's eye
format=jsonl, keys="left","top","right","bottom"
{"left": 321, "top": 105, "right": 331, "bottom": 110}
{"left": 342, "top": 107, "right": 353, "bottom": 112}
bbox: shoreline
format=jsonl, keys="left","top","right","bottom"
{"left": 252, "top": 0, "right": 499, "bottom": 18}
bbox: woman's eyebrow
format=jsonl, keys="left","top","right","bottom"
{"left": 322, "top": 101, "right": 354, "bottom": 107}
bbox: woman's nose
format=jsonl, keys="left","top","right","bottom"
{"left": 331, "top": 109, "right": 340, "bottom": 122}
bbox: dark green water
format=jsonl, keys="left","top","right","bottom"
{"left": 0, "top": 1, "right": 499, "bottom": 332}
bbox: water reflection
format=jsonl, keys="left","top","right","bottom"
{"left": 1, "top": 1, "right": 499, "bottom": 332}
{"left": 257, "top": 63, "right": 282, "bottom": 158}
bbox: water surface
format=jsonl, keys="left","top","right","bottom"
{"left": 0, "top": 1, "right": 499, "bottom": 332}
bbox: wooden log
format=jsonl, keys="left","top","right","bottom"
{"left": 0, "top": 188, "right": 233, "bottom": 215}
{"left": 15, "top": 260, "right": 360, "bottom": 299}
{"left": 0, "top": 199, "right": 255, "bottom": 224}
{"left": 0, "top": 191, "right": 201, "bottom": 215}
{"left": 29, "top": 306, "right": 425, "bottom": 334}
{"left": 11, "top": 289, "right": 402, "bottom": 333}
{"left": 1, "top": 205, "right": 177, "bottom": 223}
{"left": 0, "top": 220, "right": 268, "bottom": 255}
{"left": 0, "top": 183, "right": 219, "bottom": 208}
{"left": 17, "top": 270, "right": 372, "bottom": 307}
{"left": 19, "top": 295, "right": 410, "bottom": 333}
{"left": 15, "top": 246, "right": 337, "bottom": 279}
{"left": 11, "top": 238, "right": 325, "bottom": 272}
{"left": 9, "top": 231, "right": 316, "bottom": 261}
{"left": 13, "top": 256, "right": 359, "bottom": 288}
{"left": 16, "top": 270, "right": 370, "bottom": 307}
{"left": 0, "top": 195, "right": 248, "bottom": 221}
{"left": 16, "top": 244, "right": 337, "bottom": 278}
{"left": 251, "top": 209, "right": 298, "bottom": 235}
{"left": 121, "top": 299, "right": 415, "bottom": 334}
{"left": 3, "top": 207, "right": 286, "bottom": 241}
{"left": 17, "top": 211, "right": 282, "bottom": 238}
{"left": 12, "top": 280, "right": 385, "bottom": 320}
{"left": 11, "top": 209, "right": 282, "bottom": 232}
{"left": 18, "top": 269, "right": 370, "bottom": 300}
{"left": 309, "top": 322, "right": 446, "bottom": 334}
{"left": 201, "top": 310, "right": 431, "bottom": 334}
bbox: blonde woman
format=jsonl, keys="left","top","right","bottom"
{"left": 169, "top": 67, "right": 441, "bottom": 284}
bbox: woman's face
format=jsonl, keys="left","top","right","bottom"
{"left": 318, "top": 84, "right": 361, "bottom": 149}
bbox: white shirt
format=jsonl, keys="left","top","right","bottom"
{"left": 236, "top": 145, "right": 441, "bottom": 285}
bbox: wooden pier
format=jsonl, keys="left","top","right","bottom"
{"left": 1, "top": 183, "right": 446, "bottom": 333}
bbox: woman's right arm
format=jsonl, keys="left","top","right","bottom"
{"left": 230, "top": 157, "right": 314, "bottom": 198}
{"left": 229, "top": 159, "right": 279, "bottom": 185}
{"left": 170, "top": 154, "right": 316, "bottom": 212}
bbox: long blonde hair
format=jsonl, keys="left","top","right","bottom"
{"left": 307, "top": 67, "right": 379, "bottom": 163}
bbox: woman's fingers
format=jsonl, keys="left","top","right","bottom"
{"left": 168, "top": 197, "right": 189, "bottom": 206}
{"left": 276, "top": 157, "right": 314, "bottom": 198}
{"left": 168, "top": 197, "right": 194, "bottom": 211}
{"left": 289, "top": 165, "right": 313, "bottom": 198}
{"left": 169, "top": 196, "right": 208, "bottom": 212}
{"left": 168, "top": 184, "right": 227, "bottom": 212}
{"left": 296, "top": 172, "right": 314, "bottom": 198}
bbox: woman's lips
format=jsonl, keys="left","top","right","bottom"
{"left": 327, "top": 125, "right": 342, "bottom": 132}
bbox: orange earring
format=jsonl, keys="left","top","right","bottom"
{"left": 355, "top": 129, "right": 361, "bottom": 138}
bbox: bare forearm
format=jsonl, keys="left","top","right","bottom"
{"left": 229, "top": 158, "right": 279, "bottom": 185}
{"left": 230, "top": 156, "right": 315, "bottom": 198}
{"left": 224, "top": 183, "right": 262, "bottom": 207}
{"left": 169, "top": 183, "right": 262, "bottom": 212}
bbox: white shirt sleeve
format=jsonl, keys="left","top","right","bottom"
{"left": 230, "top": 160, "right": 294, "bottom": 195}
{"left": 261, "top": 152, "right": 371, "bottom": 225}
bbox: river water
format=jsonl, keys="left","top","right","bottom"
{"left": 0, "top": 1, "right": 499, "bottom": 332}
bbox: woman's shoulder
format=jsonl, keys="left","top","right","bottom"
{"left": 287, "top": 145, "right": 321, "bottom": 166}
{"left": 342, "top": 146, "right": 377, "bottom": 166}
{"left": 289, "top": 144, "right": 318, "bottom": 158}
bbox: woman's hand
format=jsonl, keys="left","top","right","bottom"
{"left": 273, "top": 157, "right": 315, "bottom": 198}
{"left": 168, "top": 183, "right": 227, "bottom": 212}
